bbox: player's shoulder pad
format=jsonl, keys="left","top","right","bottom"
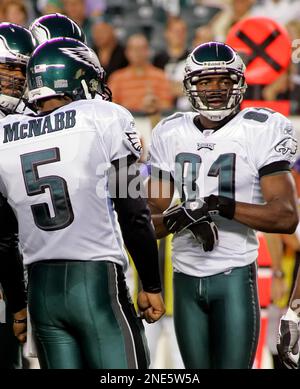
{"left": 152, "top": 112, "right": 187, "bottom": 140}
{"left": 160, "top": 112, "right": 185, "bottom": 126}
{"left": 239, "top": 107, "right": 289, "bottom": 126}
{"left": 110, "top": 103, "right": 142, "bottom": 156}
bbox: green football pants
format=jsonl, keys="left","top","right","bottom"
{"left": 173, "top": 262, "right": 260, "bottom": 369}
{"left": 28, "top": 260, "right": 149, "bottom": 369}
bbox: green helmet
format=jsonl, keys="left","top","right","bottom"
{"left": 29, "top": 13, "right": 86, "bottom": 45}
{"left": 27, "top": 37, "right": 112, "bottom": 105}
{"left": 0, "top": 22, "right": 35, "bottom": 113}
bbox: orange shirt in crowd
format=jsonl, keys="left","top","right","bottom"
{"left": 108, "top": 64, "right": 173, "bottom": 112}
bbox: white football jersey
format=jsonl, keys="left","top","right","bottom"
{"left": 0, "top": 99, "right": 141, "bottom": 269}
{"left": 150, "top": 108, "right": 297, "bottom": 277}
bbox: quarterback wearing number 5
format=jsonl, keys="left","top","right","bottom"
{"left": 147, "top": 42, "right": 299, "bottom": 368}
{"left": 0, "top": 38, "right": 165, "bottom": 369}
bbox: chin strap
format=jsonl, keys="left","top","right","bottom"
{"left": 81, "top": 80, "right": 92, "bottom": 100}
{"left": 201, "top": 109, "right": 234, "bottom": 121}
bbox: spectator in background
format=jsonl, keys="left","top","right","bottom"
{"left": 85, "top": 0, "right": 106, "bottom": 17}
{"left": 260, "top": 19, "right": 300, "bottom": 112}
{"left": 92, "top": 21, "right": 128, "bottom": 80}
{"left": 192, "top": 25, "right": 215, "bottom": 48}
{"left": 153, "top": 17, "right": 189, "bottom": 111}
{"left": 1, "top": 0, "right": 28, "bottom": 26}
{"left": 210, "top": 0, "right": 255, "bottom": 42}
{"left": 109, "top": 34, "right": 173, "bottom": 115}
{"left": 287, "top": 20, "right": 300, "bottom": 115}
{"left": 250, "top": 0, "right": 300, "bottom": 26}
{"left": 38, "top": 0, "right": 106, "bottom": 17}
{"left": 62, "top": 0, "right": 93, "bottom": 44}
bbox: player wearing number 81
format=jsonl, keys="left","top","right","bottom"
{"left": 0, "top": 37, "right": 165, "bottom": 368}
{"left": 147, "top": 42, "right": 299, "bottom": 368}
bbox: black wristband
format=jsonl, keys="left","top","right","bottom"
{"left": 205, "top": 195, "right": 236, "bottom": 219}
{"left": 143, "top": 286, "right": 162, "bottom": 294}
{"left": 13, "top": 317, "right": 27, "bottom": 324}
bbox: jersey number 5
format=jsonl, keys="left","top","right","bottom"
{"left": 20, "top": 147, "right": 74, "bottom": 231}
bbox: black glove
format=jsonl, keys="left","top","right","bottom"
{"left": 163, "top": 200, "right": 209, "bottom": 234}
{"left": 188, "top": 217, "right": 218, "bottom": 252}
{"left": 204, "top": 195, "right": 236, "bottom": 219}
{"left": 277, "top": 315, "right": 300, "bottom": 369}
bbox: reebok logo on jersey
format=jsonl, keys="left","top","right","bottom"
{"left": 274, "top": 137, "right": 297, "bottom": 156}
{"left": 197, "top": 143, "right": 215, "bottom": 151}
{"left": 2, "top": 110, "right": 76, "bottom": 143}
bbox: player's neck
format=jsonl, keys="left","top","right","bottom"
{"left": 39, "top": 96, "right": 72, "bottom": 113}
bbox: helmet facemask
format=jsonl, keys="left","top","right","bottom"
{"left": 184, "top": 42, "right": 247, "bottom": 121}
{"left": 184, "top": 69, "right": 247, "bottom": 121}
{"left": 0, "top": 23, "right": 35, "bottom": 114}
{"left": 0, "top": 63, "right": 27, "bottom": 114}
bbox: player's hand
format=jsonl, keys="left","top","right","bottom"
{"left": 163, "top": 200, "right": 209, "bottom": 234}
{"left": 13, "top": 307, "right": 27, "bottom": 344}
{"left": 277, "top": 313, "right": 300, "bottom": 369}
{"left": 204, "top": 195, "right": 236, "bottom": 219}
{"left": 137, "top": 291, "right": 165, "bottom": 324}
{"left": 188, "top": 217, "right": 219, "bottom": 251}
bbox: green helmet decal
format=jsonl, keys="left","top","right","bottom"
{"left": 27, "top": 37, "right": 111, "bottom": 105}
{"left": 30, "top": 13, "right": 86, "bottom": 45}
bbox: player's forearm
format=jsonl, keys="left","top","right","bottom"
{"left": 0, "top": 242, "right": 26, "bottom": 313}
{"left": 151, "top": 214, "right": 169, "bottom": 239}
{"left": 233, "top": 200, "right": 298, "bottom": 234}
{"left": 110, "top": 160, "right": 162, "bottom": 293}
{"left": 116, "top": 204, "right": 162, "bottom": 293}
{"left": 147, "top": 192, "right": 172, "bottom": 239}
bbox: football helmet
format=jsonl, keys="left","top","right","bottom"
{"left": 27, "top": 37, "right": 112, "bottom": 106}
{"left": 184, "top": 42, "right": 247, "bottom": 121}
{"left": 30, "top": 13, "right": 86, "bottom": 45}
{"left": 0, "top": 23, "right": 35, "bottom": 114}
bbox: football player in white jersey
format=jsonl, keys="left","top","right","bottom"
{"left": 0, "top": 37, "right": 165, "bottom": 369}
{"left": 147, "top": 42, "right": 299, "bottom": 368}
{"left": 0, "top": 22, "right": 35, "bottom": 368}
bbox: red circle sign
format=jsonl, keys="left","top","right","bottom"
{"left": 226, "top": 17, "right": 291, "bottom": 85}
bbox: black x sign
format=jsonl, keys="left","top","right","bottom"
{"left": 236, "top": 29, "right": 282, "bottom": 72}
